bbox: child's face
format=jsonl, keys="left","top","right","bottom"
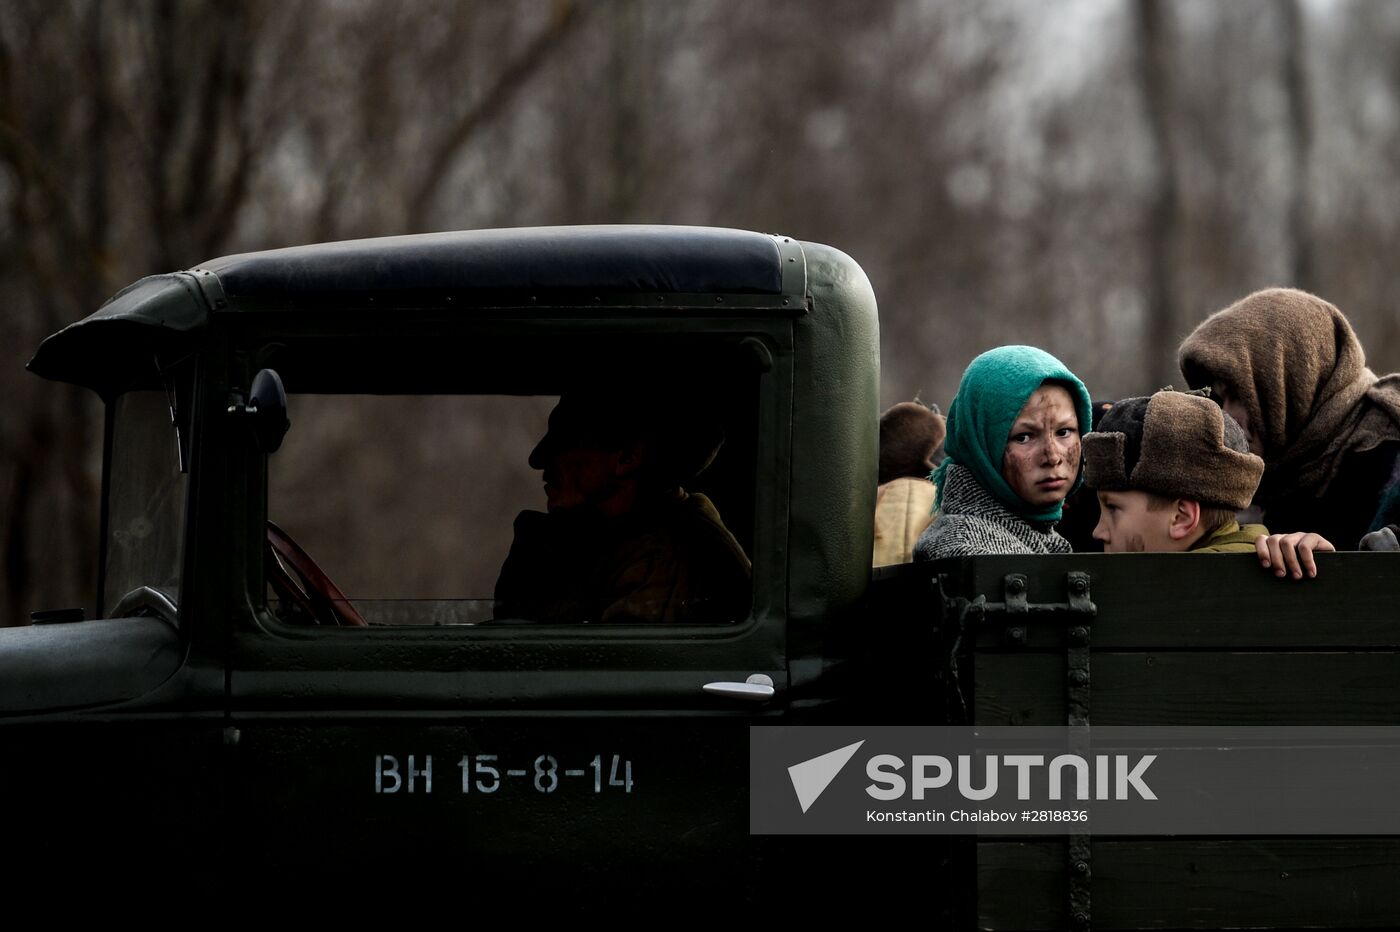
{"left": 1001, "top": 384, "right": 1081, "bottom": 509}
{"left": 1092, "top": 490, "right": 1180, "bottom": 553}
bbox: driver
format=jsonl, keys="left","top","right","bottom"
{"left": 493, "top": 386, "right": 751, "bottom": 624}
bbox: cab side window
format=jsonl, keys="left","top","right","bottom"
{"left": 264, "top": 350, "right": 759, "bottom": 628}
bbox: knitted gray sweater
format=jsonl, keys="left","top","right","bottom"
{"left": 914, "top": 463, "right": 1072, "bottom": 559}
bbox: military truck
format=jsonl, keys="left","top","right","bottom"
{"left": 4, "top": 225, "right": 1399, "bottom": 924}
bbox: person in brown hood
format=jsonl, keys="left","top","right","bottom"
{"left": 1178, "top": 288, "right": 1400, "bottom": 549}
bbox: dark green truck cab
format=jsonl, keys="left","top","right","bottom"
{"left": 4, "top": 225, "right": 1399, "bottom": 924}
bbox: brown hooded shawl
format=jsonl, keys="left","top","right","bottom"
{"left": 1177, "top": 288, "right": 1400, "bottom": 506}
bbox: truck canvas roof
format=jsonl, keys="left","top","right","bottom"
{"left": 28, "top": 225, "right": 808, "bottom": 395}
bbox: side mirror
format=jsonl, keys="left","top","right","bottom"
{"left": 229, "top": 368, "right": 290, "bottom": 453}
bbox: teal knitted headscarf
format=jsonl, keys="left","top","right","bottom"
{"left": 933, "top": 345, "right": 1092, "bottom": 522}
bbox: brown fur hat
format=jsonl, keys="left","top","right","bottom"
{"left": 1083, "top": 390, "right": 1263, "bottom": 510}
{"left": 879, "top": 401, "right": 947, "bottom": 485}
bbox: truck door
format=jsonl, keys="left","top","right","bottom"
{"left": 222, "top": 326, "right": 791, "bottom": 902}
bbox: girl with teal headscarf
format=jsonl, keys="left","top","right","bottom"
{"left": 915, "top": 346, "right": 1092, "bottom": 559}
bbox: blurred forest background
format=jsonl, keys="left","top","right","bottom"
{"left": 5, "top": 0, "right": 1400, "bottom": 619}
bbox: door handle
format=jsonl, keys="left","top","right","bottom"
{"left": 703, "top": 673, "right": 775, "bottom": 701}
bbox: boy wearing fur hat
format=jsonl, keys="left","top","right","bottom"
{"left": 1083, "top": 390, "right": 1334, "bottom": 579}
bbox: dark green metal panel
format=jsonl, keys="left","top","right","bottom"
{"left": 942, "top": 553, "right": 1400, "bottom": 928}
{"left": 786, "top": 239, "right": 880, "bottom": 686}
{"left": 976, "top": 651, "right": 1400, "bottom": 726}
{"left": 980, "top": 839, "right": 1400, "bottom": 930}
{"left": 964, "top": 553, "right": 1400, "bottom": 650}
{"left": 0, "top": 717, "right": 226, "bottom": 896}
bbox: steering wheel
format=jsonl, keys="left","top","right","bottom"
{"left": 266, "top": 520, "right": 369, "bottom": 627}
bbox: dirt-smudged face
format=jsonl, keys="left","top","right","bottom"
{"left": 1001, "top": 384, "right": 1081, "bottom": 509}
{"left": 1092, "top": 489, "right": 1178, "bottom": 553}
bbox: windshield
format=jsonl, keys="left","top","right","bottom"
{"left": 103, "top": 389, "right": 189, "bottom": 620}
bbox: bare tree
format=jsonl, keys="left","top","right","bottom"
{"left": 1134, "top": 0, "right": 1182, "bottom": 391}
{"left": 0, "top": 0, "right": 593, "bottom": 622}
{"left": 1281, "top": 0, "right": 1314, "bottom": 293}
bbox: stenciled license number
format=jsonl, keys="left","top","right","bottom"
{"left": 374, "top": 753, "right": 633, "bottom": 795}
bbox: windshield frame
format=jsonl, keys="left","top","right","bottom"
{"left": 98, "top": 356, "right": 197, "bottom": 623}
